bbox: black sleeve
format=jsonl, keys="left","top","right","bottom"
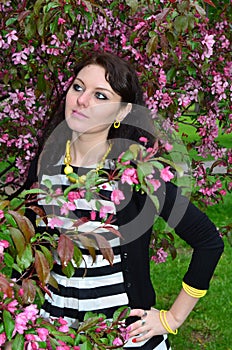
{"left": 159, "top": 181, "right": 224, "bottom": 290}
{"left": 23, "top": 156, "right": 39, "bottom": 226}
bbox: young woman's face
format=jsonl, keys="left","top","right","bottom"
{"left": 65, "top": 64, "right": 123, "bottom": 135}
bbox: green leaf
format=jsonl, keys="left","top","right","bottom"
{"left": 3, "top": 309, "right": 15, "bottom": 340}
{"left": 42, "top": 179, "right": 53, "bottom": 189}
{"left": 80, "top": 340, "right": 93, "bottom": 350}
{"left": 25, "top": 15, "right": 37, "bottom": 39}
{"left": 120, "top": 150, "right": 134, "bottom": 163}
{"left": 50, "top": 16, "right": 59, "bottom": 34}
{"left": 22, "top": 188, "right": 47, "bottom": 195}
{"left": 39, "top": 245, "right": 54, "bottom": 269}
{"left": 78, "top": 316, "right": 100, "bottom": 332}
{"left": 146, "top": 34, "right": 158, "bottom": 57}
{"left": 17, "top": 243, "right": 33, "bottom": 270}
{"left": 34, "top": 0, "right": 45, "bottom": 15}
{"left": 174, "top": 15, "right": 188, "bottom": 34}
{"left": 129, "top": 144, "right": 140, "bottom": 158}
{"left": 3, "top": 252, "right": 14, "bottom": 268}
{"left": 149, "top": 194, "right": 160, "bottom": 211}
{"left": 12, "top": 333, "right": 25, "bottom": 350}
{"left": 6, "top": 17, "right": 17, "bottom": 26}
{"left": 62, "top": 260, "right": 75, "bottom": 278}
{"left": 4, "top": 213, "right": 18, "bottom": 228}
{"left": 73, "top": 244, "right": 83, "bottom": 268}
{"left": 166, "top": 66, "right": 176, "bottom": 83}
{"left": 37, "top": 16, "right": 44, "bottom": 37}
{"left": 113, "top": 306, "right": 131, "bottom": 321}
{"left": 137, "top": 162, "right": 153, "bottom": 184}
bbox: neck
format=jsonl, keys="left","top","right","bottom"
{"left": 70, "top": 132, "right": 111, "bottom": 167}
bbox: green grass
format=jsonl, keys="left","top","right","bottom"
{"left": 177, "top": 116, "right": 231, "bottom": 161}
{"left": 150, "top": 193, "right": 232, "bottom": 349}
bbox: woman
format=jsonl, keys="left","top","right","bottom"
{"left": 27, "top": 52, "right": 224, "bottom": 349}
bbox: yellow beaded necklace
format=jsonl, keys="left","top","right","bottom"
{"left": 64, "top": 140, "right": 112, "bottom": 183}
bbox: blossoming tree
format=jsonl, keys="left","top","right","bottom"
{"left": 0, "top": 0, "right": 231, "bottom": 347}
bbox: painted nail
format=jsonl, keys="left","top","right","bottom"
{"left": 132, "top": 338, "right": 137, "bottom": 343}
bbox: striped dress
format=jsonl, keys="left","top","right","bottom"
{"left": 37, "top": 160, "right": 171, "bottom": 350}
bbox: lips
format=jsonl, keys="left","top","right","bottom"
{"left": 71, "top": 110, "right": 89, "bottom": 119}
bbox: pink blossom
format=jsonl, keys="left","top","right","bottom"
{"left": 58, "top": 325, "right": 69, "bottom": 332}
{"left": 0, "top": 240, "right": 10, "bottom": 254}
{"left": 67, "top": 190, "right": 85, "bottom": 202}
{"left": 151, "top": 248, "right": 168, "bottom": 264}
{"left": 58, "top": 17, "right": 66, "bottom": 25}
{"left": 219, "top": 189, "right": 226, "bottom": 196}
{"left": 6, "top": 299, "right": 18, "bottom": 313}
{"left": 58, "top": 317, "right": 68, "bottom": 325}
{"left": 148, "top": 179, "right": 161, "bottom": 192}
{"left": 60, "top": 201, "right": 76, "bottom": 215}
{"left": 158, "top": 69, "right": 166, "bottom": 88}
{"left": 0, "top": 332, "right": 6, "bottom": 346}
{"left": 48, "top": 217, "right": 64, "bottom": 229}
{"left": 113, "top": 337, "right": 123, "bottom": 346}
{"left": 160, "top": 166, "right": 174, "bottom": 182}
{"left": 36, "top": 328, "right": 49, "bottom": 341}
{"left": 0, "top": 210, "right": 4, "bottom": 219}
{"left": 111, "top": 189, "right": 125, "bottom": 205}
{"left": 99, "top": 205, "right": 114, "bottom": 219}
{"left": 5, "top": 30, "right": 18, "bottom": 44}
{"left": 66, "top": 30, "right": 75, "bottom": 39}
{"left": 201, "top": 34, "right": 215, "bottom": 59}
{"left": 121, "top": 168, "right": 139, "bottom": 185}
{"left": 164, "top": 142, "right": 173, "bottom": 151}
{"left": 90, "top": 210, "right": 96, "bottom": 220}
{"left": 55, "top": 188, "right": 63, "bottom": 195}
{"left": 12, "top": 50, "right": 28, "bottom": 65}
{"left": 139, "top": 136, "right": 148, "bottom": 144}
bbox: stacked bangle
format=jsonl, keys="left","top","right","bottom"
{"left": 182, "top": 281, "right": 207, "bottom": 298}
{"left": 159, "top": 310, "right": 178, "bottom": 335}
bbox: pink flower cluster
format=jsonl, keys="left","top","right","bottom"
{"left": 151, "top": 248, "right": 168, "bottom": 264}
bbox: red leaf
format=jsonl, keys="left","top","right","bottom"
{"left": 104, "top": 214, "right": 116, "bottom": 225}
{"left": 57, "top": 234, "right": 74, "bottom": 268}
{"left": 28, "top": 205, "right": 48, "bottom": 225}
{"left": 72, "top": 217, "right": 90, "bottom": 227}
{"left": 102, "top": 225, "right": 123, "bottom": 238}
{"left": 34, "top": 250, "right": 51, "bottom": 286}
{"left": 22, "top": 279, "right": 37, "bottom": 304}
{"left": 203, "top": 0, "right": 216, "bottom": 7}
{"left": 8, "top": 210, "right": 35, "bottom": 242}
{"left": 0, "top": 274, "right": 13, "bottom": 298}
{"left": 9, "top": 227, "right": 26, "bottom": 253}
{"left": 90, "top": 233, "right": 114, "bottom": 266}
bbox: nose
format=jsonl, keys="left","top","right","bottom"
{"left": 76, "top": 91, "right": 90, "bottom": 108}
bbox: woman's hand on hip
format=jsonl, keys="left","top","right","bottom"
{"left": 127, "top": 307, "right": 178, "bottom": 343}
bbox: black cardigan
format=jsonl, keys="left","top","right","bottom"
{"left": 24, "top": 157, "right": 224, "bottom": 312}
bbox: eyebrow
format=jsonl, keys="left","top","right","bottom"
{"left": 74, "top": 78, "right": 115, "bottom": 96}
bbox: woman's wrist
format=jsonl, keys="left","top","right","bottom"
{"left": 159, "top": 310, "right": 179, "bottom": 335}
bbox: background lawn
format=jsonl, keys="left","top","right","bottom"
{"left": 150, "top": 190, "right": 232, "bottom": 349}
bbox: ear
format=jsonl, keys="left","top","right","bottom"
{"left": 117, "top": 103, "right": 132, "bottom": 122}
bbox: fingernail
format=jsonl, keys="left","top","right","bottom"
{"left": 132, "top": 338, "right": 137, "bottom": 343}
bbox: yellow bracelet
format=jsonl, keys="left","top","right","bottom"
{"left": 159, "top": 310, "right": 178, "bottom": 335}
{"left": 182, "top": 281, "right": 207, "bottom": 298}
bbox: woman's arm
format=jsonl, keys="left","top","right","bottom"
{"left": 128, "top": 289, "right": 199, "bottom": 341}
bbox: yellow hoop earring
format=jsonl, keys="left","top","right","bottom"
{"left": 114, "top": 120, "right": 120, "bottom": 128}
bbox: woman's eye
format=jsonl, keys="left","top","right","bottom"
{"left": 73, "top": 83, "right": 83, "bottom": 92}
{"left": 95, "top": 92, "right": 108, "bottom": 100}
